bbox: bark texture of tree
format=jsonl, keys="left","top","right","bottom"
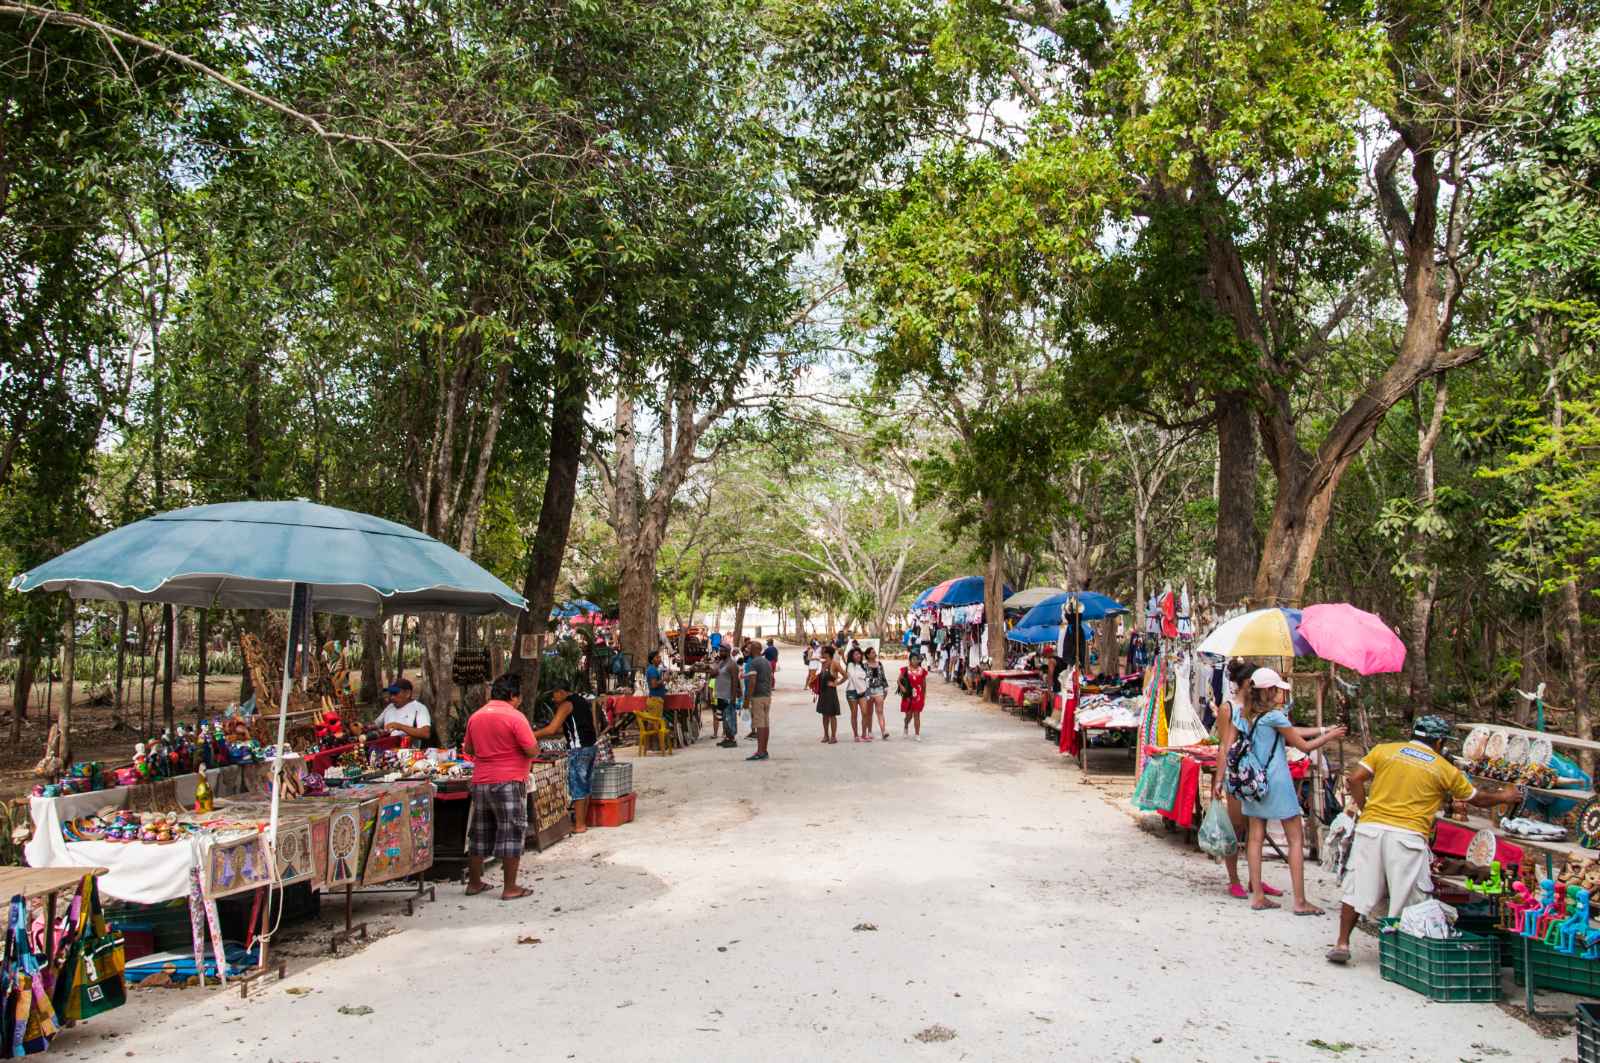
{"left": 1213, "top": 393, "right": 1259, "bottom": 607}
{"left": 515, "top": 344, "right": 589, "bottom": 698}
{"left": 598, "top": 384, "right": 733, "bottom": 664}
{"left": 1404, "top": 377, "right": 1447, "bottom": 716}
{"left": 986, "top": 539, "right": 1006, "bottom": 664}
{"left": 403, "top": 323, "right": 510, "bottom": 712}
{"left": 360, "top": 618, "right": 383, "bottom": 708}
{"left": 161, "top": 603, "right": 175, "bottom": 729}
{"left": 196, "top": 610, "right": 209, "bottom": 712}
{"left": 115, "top": 603, "right": 128, "bottom": 721}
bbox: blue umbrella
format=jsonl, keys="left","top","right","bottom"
{"left": 551, "top": 599, "right": 601, "bottom": 619}
{"left": 10, "top": 499, "right": 526, "bottom": 849}
{"left": 911, "top": 585, "right": 939, "bottom": 609}
{"left": 9, "top": 500, "right": 526, "bottom": 617}
{"left": 1015, "top": 591, "right": 1128, "bottom": 630}
{"left": 930, "top": 576, "right": 1013, "bottom": 608}
{"left": 1006, "top": 624, "right": 1060, "bottom": 645}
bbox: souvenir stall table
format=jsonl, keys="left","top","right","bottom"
{"left": 995, "top": 677, "right": 1047, "bottom": 718}
{"left": 1430, "top": 721, "right": 1600, "bottom": 1014}
{"left": 982, "top": 669, "right": 1037, "bottom": 705}
{"left": 302, "top": 734, "right": 405, "bottom": 774}
{"left": 1050, "top": 690, "right": 1143, "bottom": 771}
{"left": 604, "top": 691, "right": 699, "bottom": 744}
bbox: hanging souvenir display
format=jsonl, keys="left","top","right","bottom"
{"left": 50, "top": 875, "right": 126, "bottom": 1022}
{"left": 1578, "top": 799, "right": 1600, "bottom": 850}
{"left": 407, "top": 791, "right": 434, "bottom": 867}
{"left": 7, "top": 895, "right": 59, "bottom": 1056}
{"left": 206, "top": 833, "right": 273, "bottom": 899}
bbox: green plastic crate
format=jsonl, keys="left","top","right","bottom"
{"left": 1378, "top": 918, "right": 1502, "bottom": 1002}
{"left": 1506, "top": 932, "right": 1600, "bottom": 997}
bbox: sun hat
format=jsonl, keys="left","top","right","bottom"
{"left": 1249, "top": 666, "right": 1292, "bottom": 691}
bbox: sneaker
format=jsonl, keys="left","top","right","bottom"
{"left": 718, "top": 739, "right": 737, "bottom": 748}
{"left": 914, "top": 735, "right": 922, "bottom": 742}
{"left": 746, "top": 752, "right": 769, "bottom": 761}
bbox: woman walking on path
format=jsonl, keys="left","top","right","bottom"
{"left": 865, "top": 647, "right": 890, "bottom": 740}
{"left": 845, "top": 647, "right": 871, "bottom": 741}
{"left": 816, "top": 645, "right": 844, "bottom": 744}
{"left": 1233, "top": 666, "right": 1346, "bottom": 914}
{"left": 898, "top": 653, "right": 928, "bottom": 741}
{"left": 1212, "top": 658, "right": 1282, "bottom": 900}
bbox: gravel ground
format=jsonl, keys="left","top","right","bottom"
{"left": 58, "top": 665, "right": 1568, "bottom": 1062}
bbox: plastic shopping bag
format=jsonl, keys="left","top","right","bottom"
{"left": 1197, "top": 798, "right": 1239, "bottom": 858}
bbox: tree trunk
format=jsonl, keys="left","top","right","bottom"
{"left": 1561, "top": 577, "right": 1591, "bottom": 771}
{"left": 1213, "top": 392, "right": 1259, "bottom": 608}
{"left": 394, "top": 616, "right": 409, "bottom": 685}
{"left": 515, "top": 347, "right": 588, "bottom": 695}
{"left": 1133, "top": 506, "right": 1149, "bottom": 617}
{"left": 986, "top": 539, "right": 1006, "bottom": 663}
{"left": 197, "top": 610, "right": 209, "bottom": 713}
{"left": 361, "top": 618, "right": 383, "bottom": 707}
{"left": 416, "top": 614, "right": 457, "bottom": 720}
{"left": 618, "top": 558, "right": 658, "bottom": 667}
{"left": 1404, "top": 379, "right": 1447, "bottom": 716}
{"left": 115, "top": 603, "right": 128, "bottom": 721}
{"left": 161, "top": 603, "right": 175, "bottom": 729}
{"left": 58, "top": 605, "right": 74, "bottom": 764}
{"left": 733, "top": 600, "right": 748, "bottom": 643}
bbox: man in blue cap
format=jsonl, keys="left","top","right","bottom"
{"left": 376, "top": 677, "right": 433, "bottom": 747}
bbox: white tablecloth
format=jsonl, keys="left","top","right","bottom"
{"left": 24, "top": 765, "right": 277, "bottom": 903}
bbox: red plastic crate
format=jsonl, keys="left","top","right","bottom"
{"left": 586, "top": 793, "right": 635, "bottom": 828}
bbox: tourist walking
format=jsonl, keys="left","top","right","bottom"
{"left": 462, "top": 673, "right": 536, "bottom": 900}
{"left": 742, "top": 639, "right": 774, "bottom": 761}
{"left": 815, "top": 644, "right": 843, "bottom": 743}
{"left": 764, "top": 637, "right": 779, "bottom": 673}
{"left": 1232, "top": 667, "right": 1346, "bottom": 914}
{"left": 845, "top": 646, "right": 871, "bottom": 741}
{"left": 865, "top": 646, "right": 890, "bottom": 740}
{"left": 898, "top": 653, "right": 928, "bottom": 740}
{"left": 1212, "top": 658, "right": 1283, "bottom": 901}
{"left": 714, "top": 649, "right": 739, "bottom": 747}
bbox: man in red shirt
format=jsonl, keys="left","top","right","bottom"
{"left": 463, "top": 673, "right": 537, "bottom": 899}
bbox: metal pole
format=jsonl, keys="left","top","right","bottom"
{"left": 267, "top": 584, "right": 305, "bottom": 859}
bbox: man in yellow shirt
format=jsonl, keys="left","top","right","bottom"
{"left": 1327, "top": 715, "right": 1523, "bottom": 965}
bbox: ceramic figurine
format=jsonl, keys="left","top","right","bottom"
{"left": 1556, "top": 888, "right": 1592, "bottom": 955}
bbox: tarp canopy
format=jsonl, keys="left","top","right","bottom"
{"left": 9, "top": 500, "right": 527, "bottom": 618}
{"left": 1015, "top": 591, "right": 1128, "bottom": 629}
{"left": 1004, "top": 587, "right": 1068, "bottom": 610}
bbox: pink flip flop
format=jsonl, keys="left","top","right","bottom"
{"left": 1228, "top": 884, "right": 1248, "bottom": 899}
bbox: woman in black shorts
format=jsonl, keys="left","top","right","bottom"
{"left": 815, "top": 644, "right": 843, "bottom": 744}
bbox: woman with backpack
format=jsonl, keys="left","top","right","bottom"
{"left": 1212, "top": 659, "right": 1283, "bottom": 901}
{"left": 1228, "top": 666, "right": 1346, "bottom": 914}
{"left": 898, "top": 653, "right": 928, "bottom": 741}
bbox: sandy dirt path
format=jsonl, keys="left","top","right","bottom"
{"left": 64, "top": 665, "right": 1562, "bottom": 1062}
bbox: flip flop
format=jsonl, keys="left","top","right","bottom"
{"left": 1251, "top": 900, "right": 1281, "bottom": 911}
{"left": 1261, "top": 883, "right": 1285, "bottom": 897}
{"left": 464, "top": 883, "right": 492, "bottom": 896}
{"left": 1295, "top": 906, "right": 1325, "bottom": 917}
{"left": 500, "top": 887, "right": 533, "bottom": 900}
{"left": 1228, "top": 884, "right": 1249, "bottom": 899}
{"left": 1325, "top": 946, "right": 1351, "bottom": 965}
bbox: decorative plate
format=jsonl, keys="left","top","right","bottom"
{"left": 1579, "top": 799, "right": 1600, "bottom": 849}
{"left": 1466, "top": 828, "right": 1498, "bottom": 867}
{"left": 1462, "top": 727, "right": 1491, "bottom": 762}
{"left": 1506, "top": 733, "right": 1530, "bottom": 766}
{"left": 1484, "top": 731, "right": 1509, "bottom": 760}
{"left": 1527, "top": 736, "right": 1554, "bottom": 768}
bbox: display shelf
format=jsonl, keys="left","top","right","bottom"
{"left": 1451, "top": 758, "right": 1595, "bottom": 803}
{"left": 1454, "top": 721, "right": 1600, "bottom": 755}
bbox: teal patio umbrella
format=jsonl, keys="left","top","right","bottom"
{"left": 10, "top": 500, "right": 526, "bottom": 863}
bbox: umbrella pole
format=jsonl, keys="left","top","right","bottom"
{"left": 263, "top": 582, "right": 304, "bottom": 972}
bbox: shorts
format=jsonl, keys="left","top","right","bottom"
{"left": 846, "top": 689, "right": 862, "bottom": 703}
{"left": 1341, "top": 824, "right": 1433, "bottom": 918}
{"left": 567, "top": 746, "right": 598, "bottom": 800}
{"left": 747, "top": 695, "right": 772, "bottom": 729}
{"left": 468, "top": 781, "right": 528, "bottom": 859}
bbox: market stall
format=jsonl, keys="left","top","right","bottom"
{"left": 9, "top": 499, "right": 527, "bottom": 990}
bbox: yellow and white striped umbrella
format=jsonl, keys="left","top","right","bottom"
{"left": 1196, "top": 607, "right": 1311, "bottom": 658}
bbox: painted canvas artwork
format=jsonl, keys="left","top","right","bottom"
{"left": 206, "top": 833, "right": 273, "bottom": 899}
{"left": 362, "top": 797, "right": 412, "bottom": 885}
{"left": 408, "top": 791, "right": 434, "bottom": 869}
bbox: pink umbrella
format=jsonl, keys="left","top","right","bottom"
{"left": 1298, "top": 604, "right": 1407, "bottom": 675}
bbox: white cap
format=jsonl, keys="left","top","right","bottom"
{"left": 1250, "top": 666, "right": 1292, "bottom": 691}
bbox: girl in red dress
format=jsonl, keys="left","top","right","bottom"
{"left": 898, "top": 653, "right": 929, "bottom": 741}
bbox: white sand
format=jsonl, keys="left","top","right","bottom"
{"left": 66, "top": 666, "right": 1564, "bottom": 1062}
